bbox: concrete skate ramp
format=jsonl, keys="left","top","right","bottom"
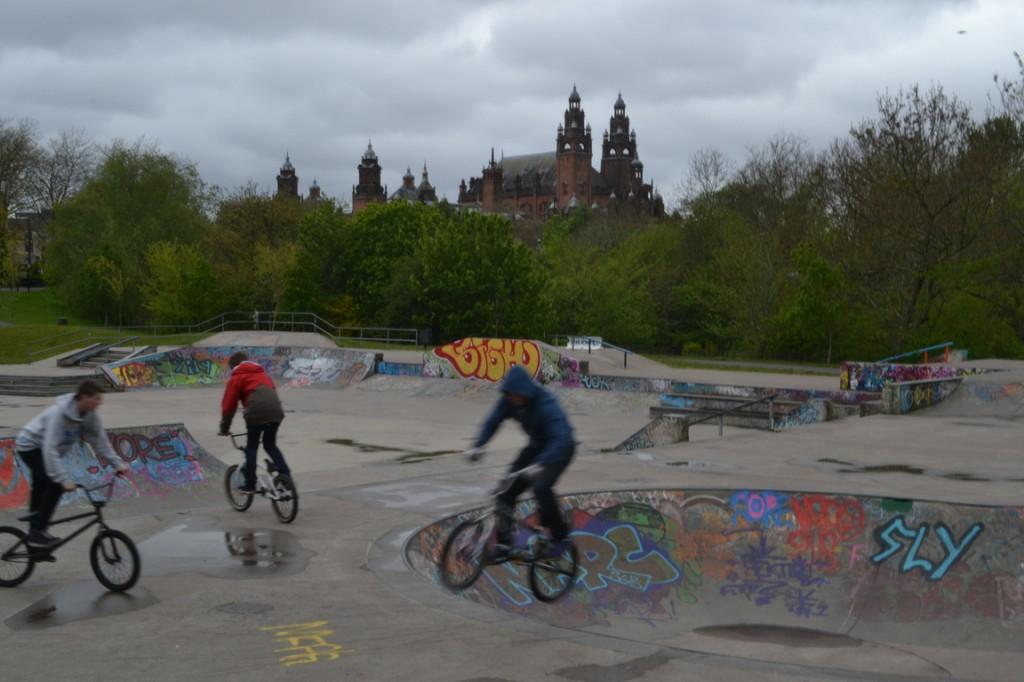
{"left": 407, "top": 489, "right": 1024, "bottom": 676}
{"left": 912, "top": 371, "right": 1024, "bottom": 421}
{"left": 101, "top": 346, "right": 376, "bottom": 390}
{"left": 1, "top": 423, "right": 225, "bottom": 516}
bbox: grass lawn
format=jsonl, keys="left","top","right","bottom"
{"left": 0, "top": 289, "right": 90, "bottom": 326}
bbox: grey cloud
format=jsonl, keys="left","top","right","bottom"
{"left": 0, "top": 0, "right": 1016, "bottom": 206}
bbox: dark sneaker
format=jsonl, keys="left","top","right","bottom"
{"left": 541, "top": 539, "right": 571, "bottom": 559}
{"left": 27, "top": 531, "right": 61, "bottom": 548}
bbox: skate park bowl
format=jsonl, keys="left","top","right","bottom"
{"left": 101, "top": 346, "right": 376, "bottom": 390}
{"left": 1, "top": 423, "right": 226, "bottom": 518}
{"left": 406, "top": 488, "right": 1024, "bottom": 678}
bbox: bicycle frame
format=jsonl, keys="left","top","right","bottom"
{"left": 5, "top": 480, "right": 117, "bottom": 558}
{"left": 229, "top": 433, "right": 288, "bottom": 502}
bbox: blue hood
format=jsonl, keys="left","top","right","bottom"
{"left": 501, "top": 365, "right": 540, "bottom": 399}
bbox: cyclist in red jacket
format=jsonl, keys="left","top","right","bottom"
{"left": 218, "top": 352, "right": 292, "bottom": 494}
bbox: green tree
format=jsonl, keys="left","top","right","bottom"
{"left": 394, "top": 212, "right": 550, "bottom": 340}
{"left": 46, "top": 140, "right": 209, "bottom": 323}
{"left": 143, "top": 242, "right": 219, "bottom": 325}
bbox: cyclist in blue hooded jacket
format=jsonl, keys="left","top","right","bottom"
{"left": 464, "top": 364, "right": 575, "bottom": 551}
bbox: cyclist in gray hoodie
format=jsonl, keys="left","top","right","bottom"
{"left": 14, "top": 379, "right": 129, "bottom": 547}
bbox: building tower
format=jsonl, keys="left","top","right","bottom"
{"left": 352, "top": 140, "right": 386, "bottom": 213}
{"left": 418, "top": 163, "right": 437, "bottom": 204}
{"left": 276, "top": 153, "right": 299, "bottom": 198}
{"left": 600, "top": 93, "right": 638, "bottom": 198}
{"left": 555, "top": 85, "right": 593, "bottom": 209}
{"left": 481, "top": 148, "right": 504, "bottom": 211}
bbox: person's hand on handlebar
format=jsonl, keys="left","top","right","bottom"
{"left": 463, "top": 446, "right": 485, "bottom": 463}
{"left": 61, "top": 481, "right": 76, "bottom": 492}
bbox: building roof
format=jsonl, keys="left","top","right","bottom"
{"left": 495, "top": 151, "right": 611, "bottom": 196}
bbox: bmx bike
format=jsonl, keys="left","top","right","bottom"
{"left": 223, "top": 433, "right": 299, "bottom": 524}
{"left": 0, "top": 478, "right": 141, "bottom": 592}
{"left": 439, "top": 468, "right": 579, "bottom": 603}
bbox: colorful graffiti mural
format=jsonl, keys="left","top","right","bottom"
{"left": 0, "top": 437, "right": 31, "bottom": 511}
{"left": 612, "top": 416, "right": 688, "bottom": 452}
{"left": 0, "top": 424, "right": 225, "bottom": 510}
{"left": 881, "top": 378, "right": 963, "bottom": 414}
{"left": 423, "top": 339, "right": 582, "bottom": 387}
{"left": 425, "top": 338, "right": 542, "bottom": 382}
{"left": 104, "top": 346, "right": 375, "bottom": 390}
{"left": 840, "top": 362, "right": 991, "bottom": 392}
{"left": 407, "top": 489, "right": 1024, "bottom": 648}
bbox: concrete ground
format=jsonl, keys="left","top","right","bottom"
{"left": 0, "top": 345, "right": 1022, "bottom": 681}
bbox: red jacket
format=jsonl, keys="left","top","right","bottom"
{"left": 220, "top": 361, "right": 284, "bottom": 431}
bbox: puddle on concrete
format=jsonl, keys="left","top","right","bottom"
{"left": 837, "top": 464, "right": 925, "bottom": 475}
{"left": 326, "top": 437, "right": 458, "bottom": 464}
{"left": 664, "top": 459, "right": 734, "bottom": 471}
{"left": 140, "top": 523, "right": 314, "bottom": 579}
{"left": 695, "top": 624, "right": 861, "bottom": 648}
{"left": 941, "top": 472, "right": 990, "bottom": 482}
{"left": 5, "top": 582, "right": 158, "bottom": 630}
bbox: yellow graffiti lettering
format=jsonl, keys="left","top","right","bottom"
{"left": 434, "top": 338, "right": 541, "bottom": 382}
{"left": 112, "top": 362, "right": 155, "bottom": 388}
{"left": 260, "top": 621, "right": 347, "bottom": 667}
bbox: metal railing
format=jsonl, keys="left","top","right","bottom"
{"left": 677, "top": 393, "right": 779, "bottom": 436}
{"left": 548, "top": 333, "right": 634, "bottom": 368}
{"left": 26, "top": 311, "right": 419, "bottom": 361}
{"left": 876, "top": 342, "right": 954, "bottom": 364}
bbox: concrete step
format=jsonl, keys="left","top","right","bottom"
{"left": 650, "top": 405, "right": 778, "bottom": 430}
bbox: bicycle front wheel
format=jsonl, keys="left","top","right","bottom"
{"left": 0, "top": 526, "right": 34, "bottom": 588}
{"left": 529, "top": 540, "right": 578, "bottom": 603}
{"left": 270, "top": 474, "right": 299, "bottom": 524}
{"left": 224, "top": 464, "right": 254, "bottom": 512}
{"left": 90, "top": 529, "right": 140, "bottom": 592}
{"left": 439, "top": 519, "right": 489, "bottom": 591}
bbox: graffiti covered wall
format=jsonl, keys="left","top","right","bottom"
{"left": 104, "top": 346, "right": 376, "bottom": 390}
{"left": 423, "top": 338, "right": 582, "bottom": 387}
{"left": 0, "top": 424, "right": 225, "bottom": 510}
{"left": 840, "top": 362, "right": 991, "bottom": 392}
{"left": 881, "top": 378, "right": 963, "bottom": 415}
{"left": 407, "top": 489, "right": 1024, "bottom": 648}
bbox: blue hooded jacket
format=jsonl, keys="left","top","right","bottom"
{"left": 474, "top": 365, "right": 575, "bottom": 465}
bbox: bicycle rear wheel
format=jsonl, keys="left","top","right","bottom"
{"left": 440, "top": 519, "right": 492, "bottom": 591}
{"left": 0, "top": 526, "right": 34, "bottom": 587}
{"left": 270, "top": 474, "right": 299, "bottom": 524}
{"left": 90, "top": 529, "right": 140, "bottom": 592}
{"left": 529, "top": 539, "right": 578, "bottom": 603}
{"left": 224, "top": 464, "right": 254, "bottom": 512}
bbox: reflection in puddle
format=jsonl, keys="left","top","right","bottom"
{"left": 4, "top": 582, "right": 158, "bottom": 630}
{"left": 140, "top": 524, "right": 314, "bottom": 579}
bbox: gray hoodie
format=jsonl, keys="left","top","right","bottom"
{"left": 14, "top": 393, "right": 125, "bottom": 486}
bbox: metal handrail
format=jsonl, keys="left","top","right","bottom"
{"left": 673, "top": 392, "right": 779, "bottom": 435}
{"left": 876, "top": 342, "right": 954, "bottom": 364}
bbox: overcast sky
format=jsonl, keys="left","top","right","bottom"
{"left": 2, "top": 0, "right": 1021, "bottom": 208}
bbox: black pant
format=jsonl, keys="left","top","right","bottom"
{"left": 16, "top": 449, "right": 64, "bottom": 532}
{"left": 243, "top": 422, "right": 290, "bottom": 489}
{"left": 496, "top": 444, "right": 574, "bottom": 542}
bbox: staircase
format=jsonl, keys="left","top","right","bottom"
{"left": 0, "top": 373, "right": 113, "bottom": 397}
{"left": 79, "top": 348, "right": 135, "bottom": 369}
